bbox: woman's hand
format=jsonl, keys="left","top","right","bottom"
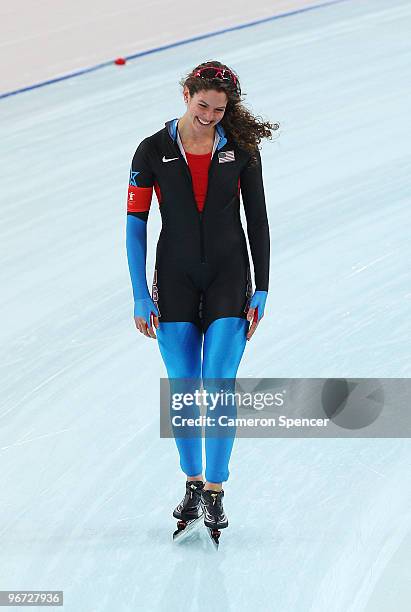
{"left": 133, "top": 297, "right": 160, "bottom": 339}
{"left": 246, "top": 291, "right": 268, "bottom": 341}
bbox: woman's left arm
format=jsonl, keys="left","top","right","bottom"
{"left": 240, "top": 148, "right": 270, "bottom": 337}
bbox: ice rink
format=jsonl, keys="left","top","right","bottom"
{"left": 1, "top": 0, "right": 410, "bottom": 610}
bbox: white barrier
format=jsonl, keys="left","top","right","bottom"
{"left": 0, "top": 0, "right": 344, "bottom": 94}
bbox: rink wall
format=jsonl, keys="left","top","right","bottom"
{"left": 1, "top": 0, "right": 346, "bottom": 96}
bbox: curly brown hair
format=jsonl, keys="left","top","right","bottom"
{"left": 179, "top": 60, "right": 279, "bottom": 164}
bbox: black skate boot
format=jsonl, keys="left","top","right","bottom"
{"left": 201, "top": 489, "right": 228, "bottom": 530}
{"left": 172, "top": 480, "right": 205, "bottom": 541}
{"left": 173, "top": 480, "right": 204, "bottom": 521}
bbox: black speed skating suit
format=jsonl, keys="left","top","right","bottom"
{"left": 127, "top": 118, "right": 269, "bottom": 332}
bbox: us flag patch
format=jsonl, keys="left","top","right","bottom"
{"left": 218, "top": 150, "right": 235, "bottom": 163}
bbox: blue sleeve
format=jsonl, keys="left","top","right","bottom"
{"left": 249, "top": 290, "right": 268, "bottom": 322}
{"left": 126, "top": 214, "right": 159, "bottom": 324}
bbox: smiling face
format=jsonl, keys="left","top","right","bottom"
{"left": 183, "top": 86, "right": 228, "bottom": 134}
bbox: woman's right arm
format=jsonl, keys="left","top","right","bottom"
{"left": 126, "top": 139, "right": 159, "bottom": 338}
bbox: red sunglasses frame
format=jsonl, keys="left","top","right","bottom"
{"left": 193, "top": 66, "right": 241, "bottom": 94}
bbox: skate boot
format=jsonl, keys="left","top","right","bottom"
{"left": 173, "top": 480, "right": 204, "bottom": 521}
{"left": 201, "top": 489, "right": 228, "bottom": 530}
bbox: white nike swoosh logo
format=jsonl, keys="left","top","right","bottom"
{"left": 162, "top": 156, "right": 179, "bottom": 163}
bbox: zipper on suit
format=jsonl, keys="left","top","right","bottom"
{"left": 174, "top": 142, "right": 208, "bottom": 263}
{"left": 198, "top": 156, "right": 218, "bottom": 264}
{"left": 198, "top": 212, "right": 205, "bottom": 263}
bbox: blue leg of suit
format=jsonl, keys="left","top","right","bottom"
{"left": 157, "top": 322, "right": 203, "bottom": 477}
{"left": 202, "top": 317, "right": 248, "bottom": 483}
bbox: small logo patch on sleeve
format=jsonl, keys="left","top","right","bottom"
{"left": 129, "top": 170, "right": 139, "bottom": 186}
{"left": 127, "top": 185, "right": 153, "bottom": 212}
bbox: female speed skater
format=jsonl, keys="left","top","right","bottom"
{"left": 126, "top": 60, "right": 278, "bottom": 539}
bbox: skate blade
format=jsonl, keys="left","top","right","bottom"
{"left": 172, "top": 513, "right": 203, "bottom": 542}
{"left": 206, "top": 527, "right": 221, "bottom": 550}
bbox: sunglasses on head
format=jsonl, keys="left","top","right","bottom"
{"left": 193, "top": 66, "right": 241, "bottom": 95}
